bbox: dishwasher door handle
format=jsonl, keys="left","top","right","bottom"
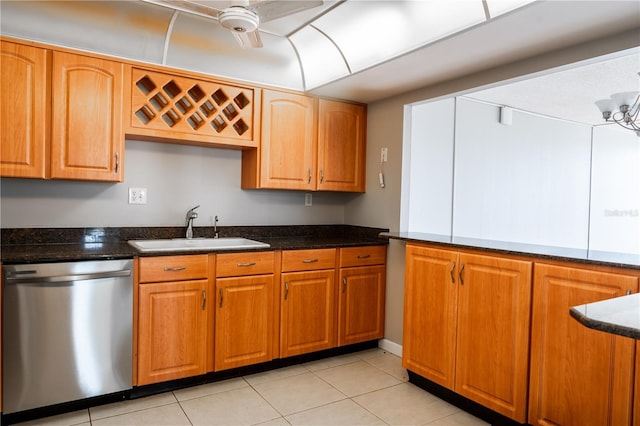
{"left": 5, "top": 269, "right": 132, "bottom": 284}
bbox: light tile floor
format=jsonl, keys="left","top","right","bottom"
{"left": 15, "top": 349, "right": 488, "bottom": 426}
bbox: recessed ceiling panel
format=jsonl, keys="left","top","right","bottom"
{"left": 165, "top": 11, "right": 304, "bottom": 90}
{"left": 313, "top": 0, "right": 486, "bottom": 73}
{"left": 485, "top": 0, "right": 536, "bottom": 18}
{"left": 290, "top": 26, "right": 350, "bottom": 89}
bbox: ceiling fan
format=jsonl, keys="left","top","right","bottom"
{"left": 141, "top": 0, "right": 324, "bottom": 48}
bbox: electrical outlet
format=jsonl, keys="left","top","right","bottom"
{"left": 381, "top": 148, "right": 388, "bottom": 163}
{"left": 128, "top": 187, "right": 147, "bottom": 204}
{"left": 305, "top": 193, "right": 312, "bottom": 206}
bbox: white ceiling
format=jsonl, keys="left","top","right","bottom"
{"left": 1, "top": 0, "right": 639, "bottom": 125}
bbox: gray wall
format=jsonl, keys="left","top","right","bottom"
{"left": 0, "top": 140, "right": 353, "bottom": 228}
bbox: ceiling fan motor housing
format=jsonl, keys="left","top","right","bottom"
{"left": 219, "top": 7, "right": 259, "bottom": 33}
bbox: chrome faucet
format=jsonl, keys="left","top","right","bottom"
{"left": 185, "top": 205, "right": 200, "bottom": 239}
{"left": 213, "top": 215, "right": 219, "bottom": 239}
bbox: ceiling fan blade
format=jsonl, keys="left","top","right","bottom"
{"left": 232, "top": 29, "right": 263, "bottom": 48}
{"left": 249, "top": 0, "right": 324, "bottom": 23}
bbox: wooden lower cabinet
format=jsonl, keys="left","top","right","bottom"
{"left": 635, "top": 342, "right": 640, "bottom": 426}
{"left": 137, "top": 279, "right": 209, "bottom": 385}
{"left": 528, "top": 263, "right": 638, "bottom": 426}
{"left": 215, "top": 274, "right": 275, "bottom": 371}
{"left": 280, "top": 269, "right": 336, "bottom": 357}
{"left": 403, "top": 244, "right": 532, "bottom": 423}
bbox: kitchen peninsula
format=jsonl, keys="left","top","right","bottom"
{"left": 381, "top": 231, "right": 639, "bottom": 426}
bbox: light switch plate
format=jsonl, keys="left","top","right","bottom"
{"left": 305, "top": 193, "right": 312, "bottom": 206}
{"left": 129, "top": 187, "right": 147, "bottom": 204}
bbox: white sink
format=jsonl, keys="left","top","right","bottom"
{"left": 128, "top": 237, "right": 270, "bottom": 252}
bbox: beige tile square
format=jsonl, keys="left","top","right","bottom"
{"left": 91, "top": 402, "right": 190, "bottom": 425}
{"left": 426, "top": 411, "right": 490, "bottom": 425}
{"left": 179, "top": 386, "right": 280, "bottom": 425}
{"left": 255, "top": 418, "right": 291, "bottom": 426}
{"left": 13, "top": 409, "right": 90, "bottom": 426}
{"left": 363, "top": 351, "right": 409, "bottom": 381}
{"left": 173, "top": 377, "right": 248, "bottom": 401}
{"left": 354, "top": 383, "right": 460, "bottom": 425}
{"left": 90, "top": 392, "right": 177, "bottom": 420}
{"left": 313, "top": 360, "right": 401, "bottom": 397}
{"left": 303, "top": 353, "right": 362, "bottom": 372}
{"left": 253, "top": 372, "right": 346, "bottom": 416}
{"left": 244, "top": 364, "right": 309, "bottom": 386}
{"left": 286, "top": 399, "right": 386, "bottom": 426}
{"left": 353, "top": 348, "right": 388, "bottom": 359}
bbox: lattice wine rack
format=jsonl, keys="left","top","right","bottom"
{"left": 130, "top": 68, "right": 255, "bottom": 142}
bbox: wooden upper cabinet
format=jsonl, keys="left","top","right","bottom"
{"left": 528, "top": 263, "right": 637, "bottom": 426}
{"left": 243, "top": 90, "right": 317, "bottom": 190}
{"left": 50, "top": 51, "right": 124, "bottom": 181}
{"left": 242, "top": 91, "right": 366, "bottom": 192}
{"left": 0, "top": 41, "right": 50, "bottom": 178}
{"left": 127, "top": 67, "right": 259, "bottom": 149}
{"left": 317, "top": 99, "right": 366, "bottom": 192}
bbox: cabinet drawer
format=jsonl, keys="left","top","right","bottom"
{"left": 138, "top": 255, "right": 209, "bottom": 283}
{"left": 340, "top": 246, "right": 386, "bottom": 267}
{"left": 216, "top": 251, "right": 274, "bottom": 277}
{"left": 282, "top": 249, "right": 336, "bottom": 272}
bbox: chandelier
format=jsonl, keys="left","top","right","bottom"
{"left": 595, "top": 76, "right": 640, "bottom": 137}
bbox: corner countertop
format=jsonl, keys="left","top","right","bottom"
{"left": 380, "top": 231, "right": 640, "bottom": 270}
{"left": 1, "top": 225, "right": 388, "bottom": 264}
{"left": 570, "top": 294, "right": 640, "bottom": 339}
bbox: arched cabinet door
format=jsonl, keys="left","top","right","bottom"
{"left": 50, "top": 51, "right": 124, "bottom": 182}
{"left": 0, "top": 41, "right": 49, "bottom": 179}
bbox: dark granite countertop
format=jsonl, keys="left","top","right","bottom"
{"left": 570, "top": 294, "right": 640, "bottom": 339}
{"left": 381, "top": 231, "right": 640, "bottom": 270}
{"left": 1, "top": 225, "right": 388, "bottom": 264}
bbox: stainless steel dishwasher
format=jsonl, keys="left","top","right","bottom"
{"left": 2, "top": 259, "right": 133, "bottom": 414}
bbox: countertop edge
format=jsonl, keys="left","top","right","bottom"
{"left": 380, "top": 232, "right": 640, "bottom": 270}
{"left": 569, "top": 306, "right": 640, "bottom": 340}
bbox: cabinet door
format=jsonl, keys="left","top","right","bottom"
{"left": 454, "top": 253, "right": 532, "bottom": 422}
{"left": 317, "top": 99, "right": 366, "bottom": 192}
{"left": 254, "top": 90, "right": 317, "bottom": 190}
{"left": 215, "top": 274, "right": 274, "bottom": 371}
{"left": 280, "top": 270, "right": 335, "bottom": 357}
{"left": 338, "top": 265, "right": 385, "bottom": 346}
{"left": 529, "top": 264, "right": 637, "bottom": 426}
{"left": 0, "top": 41, "right": 49, "bottom": 178}
{"left": 50, "top": 51, "right": 124, "bottom": 181}
{"left": 403, "top": 245, "right": 458, "bottom": 389}
{"left": 137, "top": 279, "right": 208, "bottom": 385}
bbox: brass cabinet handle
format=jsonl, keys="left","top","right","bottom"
{"left": 342, "top": 277, "right": 347, "bottom": 293}
{"left": 219, "top": 288, "right": 223, "bottom": 308}
{"left": 319, "top": 168, "right": 324, "bottom": 184}
{"left": 164, "top": 266, "right": 186, "bottom": 272}
{"left": 459, "top": 263, "right": 465, "bottom": 285}
{"left": 115, "top": 152, "right": 119, "bottom": 174}
{"left": 450, "top": 261, "right": 456, "bottom": 283}
{"left": 237, "top": 262, "right": 256, "bottom": 267}
{"left": 284, "top": 282, "right": 289, "bottom": 300}
{"left": 357, "top": 254, "right": 371, "bottom": 259}
{"left": 302, "top": 258, "right": 319, "bottom": 263}
{"left": 307, "top": 168, "right": 312, "bottom": 184}
{"left": 202, "top": 290, "right": 206, "bottom": 310}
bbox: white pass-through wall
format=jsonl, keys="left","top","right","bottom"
{"left": 402, "top": 97, "right": 640, "bottom": 255}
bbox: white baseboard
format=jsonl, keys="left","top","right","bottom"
{"left": 378, "top": 339, "right": 402, "bottom": 357}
